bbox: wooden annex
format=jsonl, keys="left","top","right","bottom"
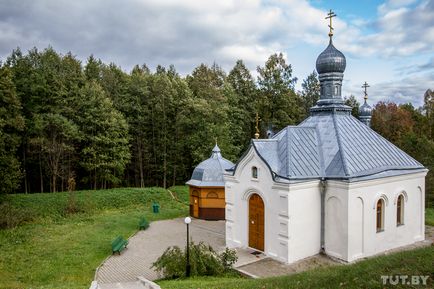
{"left": 189, "top": 186, "right": 225, "bottom": 220}
{"left": 186, "top": 144, "right": 234, "bottom": 220}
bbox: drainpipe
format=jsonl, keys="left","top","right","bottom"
{"left": 320, "top": 178, "right": 327, "bottom": 253}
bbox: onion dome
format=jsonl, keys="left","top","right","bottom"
{"left": 359, "top": 100, "right": 372, "bottom": 117}
{"left": 359, "top": 95, "right": 373, "bottom": 127}
{"left": 186, "top": 144, "right": 234, "bottom": 187}
{"left": 316, "top": 39, "right": 346, "bottom": 74}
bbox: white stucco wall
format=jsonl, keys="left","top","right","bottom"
{"left": 225, "top": 145, "right": 426, "bottom": 264}
{"left": 324, "top": 181, "right": 350, "bottom": 260}
{"left": 287, "top": 180, "right": 321, "bottom": 263}
{"left": 325, "top": 171, "right": 426, "bottom": 262}
{"left": 347, "top": 172, "right": 426, "bottom": 262}
{"left": 225, "top": 146, "right": 286, "bottom": 260}
{"left": 224, "top": 146, "right": 321, "bottom": 264}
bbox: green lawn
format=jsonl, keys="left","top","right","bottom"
{"left": 426, "top": 207, "right": 434, "bottom": 226}
{"left": 0, "top": 187, "right": 432, "bottom": 289}
{"left": 159, "top": 246, "right": 434, "bottom": 289}
{"left": 0, "top": 187, "right": 189, "bottom": 289}
{"left": 168, "top": 185, "right": 190, "bottom": 204}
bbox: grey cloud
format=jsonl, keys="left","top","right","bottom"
{"left": 344, "top": 71, "right": 434, "bottom": 106}
{"left": 0, "top": 0, "right": 290, "bottom": 74}
{"left": 396, "top": 57, "right": 434, "bottom": 75}
{"left": 0, "top": 0, "right": 432, "bottom": 109}
{"left": 345, "top": 0, "right": 434, "bottom": 57}
{"left": 418, "top": 57, "right": 434, "bottom": 70}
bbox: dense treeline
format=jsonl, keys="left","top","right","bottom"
{"left": 372, "top": 97, "right": 434, "bottom": 205}
{"left": 0, "top": 47, "right": 433, "bottom": 205}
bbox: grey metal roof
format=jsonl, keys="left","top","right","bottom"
{"left": 250, "top": 113, "right": 424, "bottom": 181}
{"left": 233, "top": 36, "right": 426, "bottom": 182}
{"left": 254, "top": 127, "right": 323, "bottom": 178}
{"left": 186, "top": 144, "right": 234, "bottom": 187}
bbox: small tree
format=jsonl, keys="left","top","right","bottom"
{"left": 66, "top": 176, "right": 78, "bottom": 214}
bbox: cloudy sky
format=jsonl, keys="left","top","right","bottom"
{"left": 0, "top": 0, "right": 433, "bottom": 106}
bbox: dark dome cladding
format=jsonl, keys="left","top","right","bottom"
{"left": 316, "top": 40, "right": 346, "bottom": 74}
{"left": 359, "top": 101, "right": 372, "bottom": 117}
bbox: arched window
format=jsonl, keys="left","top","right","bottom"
{"left": 376, "top": 199, "right": 384, "bottom": 232}
{"left": 252, "top": 166, "right": 258, "bottom": 179}
{"left": 397, "top": 194, "right": 404, "bottom": 226}
{"left": 207, "top": 191, "right": 218, "bottom": 199}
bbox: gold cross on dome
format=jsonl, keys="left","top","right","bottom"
{"left": 362, "top": 81, "right": 370, "bottom": 100}
{"left": 325, "top": 9, "right": 337, "bottom": 37}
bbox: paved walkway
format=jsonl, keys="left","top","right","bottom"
{"left": 96, "top": 218, "right": 227, "bottom": 283}
{"left": 96, "top": 219, "right": 434, "bottom": 285}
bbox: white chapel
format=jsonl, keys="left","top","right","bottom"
{"left": 223, "top": 13, "right": 427, "bottom": 264}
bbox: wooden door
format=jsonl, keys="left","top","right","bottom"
{"left": 249, "top": 193, "right": 264, "bottom": 251}
{"left": 193, "top": 196, "right": 199, "bottom": 218}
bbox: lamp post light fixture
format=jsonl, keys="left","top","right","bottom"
{"left": 184, "top": 216, "right": 192, "bottom": 277}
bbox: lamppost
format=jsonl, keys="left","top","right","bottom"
{"left": 184, "top": 216, "right": 192, "bottom": 277}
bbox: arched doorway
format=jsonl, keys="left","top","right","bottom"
{"left": 249, "top": 193, "right": 264, "bottom": 251}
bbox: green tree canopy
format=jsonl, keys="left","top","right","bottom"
{"left": 257, "top": 53, "right": 301, "bottom": 131}
{"left": 0, "top": 66, "right": 24, "bottom": 193}
{"left": 344, "top": 95, "right": 361, "bottom": 118}
{"left": 76, "top": 81, "right": 131, "bottom": 189}
{"left": 300, "top": 70, "right": 320, "bottom": 117}
{"left": 227, "top": 60, "right": 257, "bottom": 149}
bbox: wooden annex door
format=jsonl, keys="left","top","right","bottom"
{"left": 249, "top": 193, "right": 264, "bottom": 251}
{"left": 193, "top": 196, "right": 199, "bottom": 218}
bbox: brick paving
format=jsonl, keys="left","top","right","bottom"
{"left": 96, "top": 219, "right": 434, "bottom": 285}
{"left": 96, "top": 218, "right": 226, "bottom": 283}
{"left": 97, "top": 281, "right": 148, "bottom": 289}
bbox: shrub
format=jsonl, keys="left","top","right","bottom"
{"left": 152, "top": 246, "right": 186, "bottom": 278}
{"left": 219, "top": 247, "right": 238, "bottom": 270}
{"left": 0, "top": 202, "right": 34, "bottom": 229}
{"left": 152, "top": 241, "right": 237, "bottom": 279}
{"left": 139, "top": 217, "right": 149, "bottom": 230}
{"left": 65, "top": 178, "right": 79, "bottom": 214}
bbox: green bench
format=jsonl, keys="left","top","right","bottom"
{"left": 111, "top": 236, "right": 128, "bottom": 255}
{"left": 139, "top": 217, "right": 149, "bottom": 230}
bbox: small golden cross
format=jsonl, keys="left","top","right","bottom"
{"left": 325, "top": 9, "right": 337, "bottom": 37}
{"left": 254, "top": 113, "right": 260, "bottom": 139}
{"left": 362, "top": 81, "right": 370, "bottom": 100}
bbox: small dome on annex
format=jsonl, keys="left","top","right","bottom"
{"left": 186, "top": 144, "right": 234, "bottom": 187}
{"left": 186, "top": 144, "right": 234, "bottom": 221}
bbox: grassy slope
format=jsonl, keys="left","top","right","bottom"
{"left": 168, "top": 185, "right": 189, "bottom": 204}
{"left": 0, "top": 186, "right": 432, "bottom": 289}
{"left": 0, "top": 187, "right": 189, "bottom": 289}
{"left": 159, "top": 246, "right": 434, "bottom": 289}
{"left": 426, "top": 207, "right": 434, "bottom": 226}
